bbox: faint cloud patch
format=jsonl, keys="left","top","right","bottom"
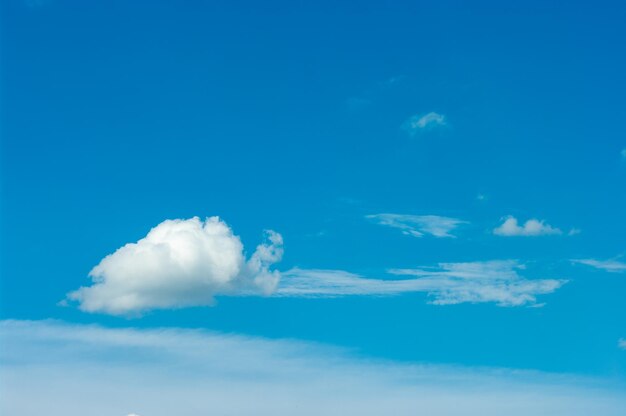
{"left": 345, "top": 75, "right": 405, "bottom": 111}
{"left": 345, "top": 97, "right": 373, "bottom": 111}
{"left": 379, "top": 75, "right": 406, "bottom": 88}
{"left": 402, "top": 112, "right": 447, "bottom": 136}
{"left": 24, "top": 0, "right": 51, "bottom": 8}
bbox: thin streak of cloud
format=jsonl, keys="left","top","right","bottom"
{"left": 366, "top": 214, "right": 467, "bottom": 238}
{"left": 277, "top": 261, "right": 566, "bottom": 307}
{"left": 571, "top": 258, "right": 626, "bottom": 273}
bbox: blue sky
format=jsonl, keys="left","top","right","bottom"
{"left": 1, "top": 0, "right": 626, "bottom": 414}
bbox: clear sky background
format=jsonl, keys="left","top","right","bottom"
{"left": 1, "top": 1, "right": 626, "bottom": 414}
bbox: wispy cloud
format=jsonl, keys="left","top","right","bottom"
{"left": 366, "top": 214, "right": 467, "bottom": 238}
{"left": 493, "top": 216, "right": 564, "bottom": 237}
{"left": 571, "top": 258, "right": 626, "bottom": 273}
{"left": 619, "top": 338, "right": 626, "bottom": 350}
{"left": 402, "top": 112, "right": 447, "bottom": 136}
{"left": 345, "top": 96, "right": 373, "bottom": 111}
{"left": 2, "top": 320, "right": 624, "bottom": 416}
{"left": 277, "top": 261, "right": 566, "bottom": 307}
{"left": 380, "top": 75, "right": 406, "bottom": 87}
{"left": 24, "top": 0, "right": 51, "bottom": 8}
{"left": 345, "top": 76, "right": 404, "bottom": 111}
{"left": 621, "top": 148, "right": 626, "bottom": 159}
{"left": 66, "top": 216, "right": 283, "bottom": 315}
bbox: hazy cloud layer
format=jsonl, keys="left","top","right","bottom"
{"left": 493, "top": 216, "right": 563, "bottom": 237}
{"left": 366, "top": 214, "right": 467, "bottom": 238}
{"left": 66, "top": 217, "right": 283, "bottom": 315}
{"left": 571, "top": 258, "right": 626, "bottom": 273}
{"left": 1, "top": 320, "right": 624, "bottom": 416}
{"left": 277, "top": 261, "right": 566, "bottom": 307}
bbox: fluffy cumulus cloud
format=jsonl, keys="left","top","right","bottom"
{"left": 493, "top": 216, "right": 564, "bottom": 237}
{"left": 571, "top": 258, "right": 626, "bottom": 273}
{"left": 402, "top": 112, "right": 446, "bottom": 136}
{"left": 66, "top": 217, "right": 283, "bottom": 315}
{"left": 277, "top": 261, "right": 566, "bottom": 307}
{"left": 366, "top": 214, "right": 467, "bottom": 238}
{"left": 2, "top": 320, "right": 625, "bottom": 416}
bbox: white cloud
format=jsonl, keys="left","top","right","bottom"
{"left": 2, "top": 320, "right": 624, "bottom": 416}
{"left": 619, "top": 339, "right": 626, "bottom": 350}
{"left": 366, "top": 214, "right": 467, "bottom": 238}
{"left": 493, "top": 216, "right": 563, "bottom": 237}
{"left": 277, "top": 261, "right": 566, "bottom": 307}
{"left": 571, "top": 258, "right": 626, "bottom": 273}
{"left": 66, "top": 216, "right": 283, "bottom": 315}
{"left": 402, "top": 112, "right": 446, "bottom": 136}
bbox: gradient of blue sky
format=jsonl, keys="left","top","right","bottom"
{"left": 1, "top": 0, "right": 626, "bottom": 414}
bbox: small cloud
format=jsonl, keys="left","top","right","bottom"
{"left": 571, "top": 258, "right": 626, "bottom": 273}
{"left": 278, "top": 260, "right": 565, "bottom": 307}
{"left": 568, "top": 228, "right": 581, "bottom": 236}
{"left": 66, "top": 217, "right": 283, "bottom": 316}
{"left": 476, "top": 193, "right": 487, "bottom": 201}
{"left": 621, "top": 148, "right": 626, "bottom": 159}
{"left": 493, "top": 216, "right": 564, "bottom": 237}
{"left": 402, "top": 112, "right": 446, "bottom": 136}
{"left": 366, "top": 213, "right": 467, "bottom": 238}
{"left": 619, "top": 338, "right": 626, "bottom": 350}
